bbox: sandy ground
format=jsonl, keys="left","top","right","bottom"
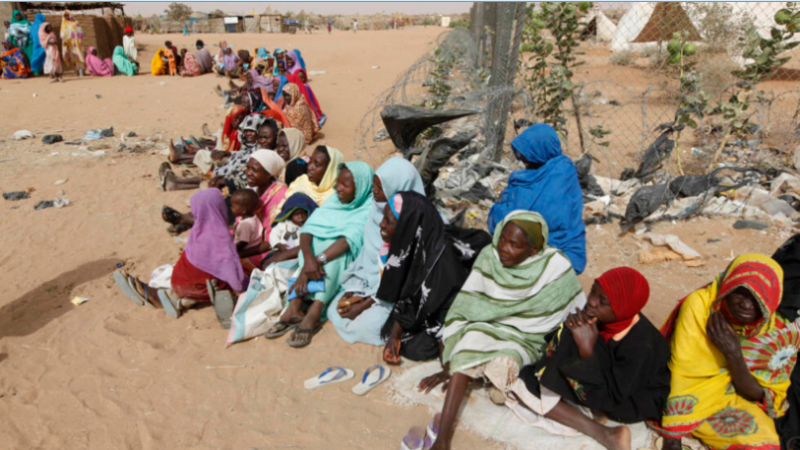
{"left": 0, "top": 27, "right": 795, "bottom": 450}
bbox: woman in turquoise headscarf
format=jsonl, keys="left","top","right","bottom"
{"left": 268, "top": 161, "right": 375, "bottom": 348}
{"left": 9, "top": 10, "right": 33, "bottom": 69}
{"left": 112, "top": 45, "right": 137, "bottom": 76}
{"left": 29, "top": 13, "right": 46, "bottom": 75}
{"left": 327, "top": 157, "right": 426, "bottom": 346}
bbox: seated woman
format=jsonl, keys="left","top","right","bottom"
{"left": 85, "top": 46, "right": 114, "bottom": 77}
{"left": 113, "top": 188, "right": 247, "bottom": 324}
{"left": 771, "top": 234, "right": 800, "bottom": 449}
{"left": 378, "top": 191, "right": 491, "bottom": 363}
{"left": 653, "top": 254, "right": 800, "bottom": 450}
{"left": 267, "top": 162, "right": 375, "bottom": 348}
{"left": 496, "top": 267, "right": 671, "bottom": 450}
{"left": 285, "top": 49, "right": 306, "bottom": 74}
{"left": 327, "top": 157, "right": 425, "bottom": 346}
{"left": 282, "top": 83, "right": 318, "bottom": 145}
{"left": 1, "top": 40, "right": 31, "bottom": 79}
{"left": 419, "top": 211, "right": 587, "bottom": 450}
{"left": 151, "top": 48, "right": 168, "bottom": 76}
{"left": 292, "top": 69, "right": 326, "bottom": 127}
{"left": 488, "top": 124, "right": 586, "bottom": 274}
{"left": 275, "top": 128, "right": 308, "bottom": 185}
{"left": 180, "top": 48, "right": 203, "bottom": 77}
{"left": 112, "top": 45, "right": 137, "bottom": 77}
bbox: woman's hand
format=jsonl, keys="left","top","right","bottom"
{"left": 338, "top": 296, "right": 374, "bottom": 320}
{"left": 207, "top": 176, "right": 226, "bottom": 189}
{"left": 290, "top": 271, "right": 310, "bottom": 297}
{"left": 707, "top": 312, "right": 742, "bottom": 360}
{"left": 210, "top": 150, "right": 229, "bottom": 161}
{"left": 566, "top": 308, "right": 599, "bottom": 359}
{"left": 303, "top": 256, "right": 325, "bottom": 281}
{"left": 418, "top": 367, "right": 451, "bottom": 394}
{"left": 383, "top": 337, "right": 402, "bottom": 365}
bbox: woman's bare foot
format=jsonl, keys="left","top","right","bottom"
{"left": 601, "top": 425, "right": 631, "bottom": 450}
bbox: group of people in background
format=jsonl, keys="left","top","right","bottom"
{"left": 2, "top": 9, "right": 140, "bottom": 81}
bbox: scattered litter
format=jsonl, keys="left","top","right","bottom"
{"left": 12, "top": 130, "right": 34, "bottom": 140}
{"left": 640, "top": 233, "right": 701, "bottom": 260}
{"left": 10, "top": 206, "right": 19, "bottom": 210}
{"left": 3, "top": 191, "right": 30, "bottom": 201}
{"left": 707, "top": 238, "right": 721, "bottom": 243}
{"left": 127, "top": 131, "right": 137, "bottom": 137}
{"left": 54, "top": 179, "right": 68, "bottom": 185}
{"left": 42, "top": 134, "right": 63, "bottom": 145}
{"left": 0, "top": 157, "right": 16, "bottom": 163}
{"left": 32, "top": 93, "right": 37, "bottom": 98}
{"left": 94, "top": 94, "right": 101, "bottom": 99}
{"left": 49, "top": 152, "right": 59, "bottom": 157}
{"left": 373, "top": 127, "right": 390, "bottom": 142}
{"left": 733, "top": 219, "right": 769, "bottom": 230}
{"left": 159, "top": 81, "right": 168, "bottom": 87}
{"left": 638, "top": 248, "right": 682, "bottom": 264}
{"left": 372, "top": 65, "right": 380, "bottom": 69}
{"left": 34, "top": 197, "right": 70, "bottom": 210}
{"left": 684, "top": 260, "right": 707, "bottom": 268}
{"left": 71, "top": 296, "right": 89, "bottom": 306}
{"left": 308, "top": 70, "right": 326, "bottom": 75}
{"left": 65, "top": 127, "right": 114, "bottom": 145}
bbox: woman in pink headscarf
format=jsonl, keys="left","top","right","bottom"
{"left": 85, "top": 46, "right": 114, "bottom": 77}
{"left": 38, "top": 22, "right": 62, "bottom": 82}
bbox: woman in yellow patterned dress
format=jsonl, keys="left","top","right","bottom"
{"left": 654, "top": 254, "right": 800, "bottom": 450}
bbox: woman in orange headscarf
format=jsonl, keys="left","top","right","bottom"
{"left": 281, "top": 83, "right": 318, "bottom": 144}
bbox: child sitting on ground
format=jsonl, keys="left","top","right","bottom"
{"left": 260, "top": 193, "right": 317, "bottom": 268}
{"left": 231, "top": 190, "right": 263, "bottom": 270}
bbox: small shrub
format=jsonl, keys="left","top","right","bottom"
{"left": 609, "top": 50, "right": 636, "bottom": 66}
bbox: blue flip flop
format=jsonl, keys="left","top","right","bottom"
{"left": 114, "top": 271, "right": 144, "bottom": 306}
{"left": 352, "top": 365, "right": 391, "bottom": 396}
{"left": 157, "top": 290, "right": 181, "bottom": 319}
{"left": 303, "top": 366, "right": 354, "bottom": 390}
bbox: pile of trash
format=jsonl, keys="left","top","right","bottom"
{"left": 10, "top": 127, "right": 166, "bottom": 156}
{"left": 379, "top": 106, "right": 800, "bottom": 234}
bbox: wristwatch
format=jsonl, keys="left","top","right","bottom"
{"left": 316, "top": 253, "right": 327, "bottom": 264}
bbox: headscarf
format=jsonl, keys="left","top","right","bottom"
{"left": 217, "top": 40, "right": 227, "bottom": 58}
{"left": 29, "top": 13, "right": 46, "bottom": 73}
{"left": 212, "top": 114, "right": 266, "bottom": 187}
{"left": 112, "top": 45, "right": 136, "bottom": 76}
{"left": 60, "top": 10, "right": 84, "bottom": 69}
{"left": 247, "top": 68, "right": 272, "bottom": 90}
{"left": 222, "top": 48, "right": 238, "bottom": 70}
{"left": 655, "top": 254, "right": 799, "bottom": 441}
{"left": 125, "top": 26, "right": 133, "bottom": 34}
{"left": 340, "top": 158, "right": 426, "bottom": 299}
{"left": 9, "top": 10, "right": 32, "bottom": 65}
{"left": 256, "top": 46, "right": 269, "bottom": 60}
{"left": 255, "top": 87, "right": 289, "bottom": 127}
{"left": 151, "top": 48, "right": 166, "bottom": 75}
{"left": 280, "top": 128, "right": 307, "bottom": 162}
{"left": 85, "top": 46, "right": 114, "bottom": 77}
{"left": 595, "top": 267, "right": 650, "bottom": 342}
{"left": 221, "top": 105, "right": 247, "bottom": 152}
{"left": 377, "top": 191, "right": 491, "bottom": 340}
{"left": 282, "top": 145, "right": 343, "bottom": 206}
{"left": 272, "top": 75, "right": 289, "bottom": 99}
{"left": 300, "top": 161, "right": 375, "bottom": 259}
{"left": 273, "top": 193, "right": 318, "bottom": 225}
{"left": 162, "top": 47, "right": 177, "bottom": 75}
{"left": 38, "top": 22, "right": 61, "bottom": 76}
{"left": 250, "top": 150, "right": 285, "bottom": 179}
{"left": 285, "top": 49, "right": 304, "bottom": 74}
{"left": 282, "top": 83, "right": 319, "bottom": 144}
{"left": 185, "top": 189, "right": 246, "bottom": 292}
{"left": 238, "top": 113, "right": 266, "bottom": 149}
{"left": 294, "top": 69, "right": 325, "bottom": 124}
{"left": 245, "top": 89, "right": 266, "bottom": 113}
{"left": 487, "top": 123, "right": 586, "bottom": 274}
{"left": 442, "top": 210, "right": 585, "bottom": 374}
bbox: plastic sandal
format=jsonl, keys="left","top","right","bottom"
{"left": 426, "top": 413, "right": 441, "bottom": 443}
{"left": 400, "top": 426, "right": 425, "bottom": 450}
{"left": 157, "top": 290, "right": 181, "bottom": 319}
{"left": 351, "top": 365, "right": 392, "bottom": 396}
{"left": 113, "top": 271, "right": 144, "bottom": 306}
{"left": 303, "top": 366, "right": 354, "bottom": 390}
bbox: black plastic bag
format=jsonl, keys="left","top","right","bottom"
{"left": 380, "top": 105, "right": 476, "bottom": 153}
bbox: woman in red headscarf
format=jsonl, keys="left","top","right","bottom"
{"left": 510, "top": 267, "right": 672, "bottom": 450}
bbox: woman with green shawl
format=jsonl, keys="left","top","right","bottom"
{"left": 267, "top": 161, "right": 375, "bottom": 348}
{"left": 419, "top": 210, "right": 586, "bottom": 450}
{"left": 9, "top": 10, "right": 33, "bottom": 70}
{"left": 112, "top": 45, "right": 137, "bottom": 76}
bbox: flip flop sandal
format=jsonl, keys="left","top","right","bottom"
{"left": 113, "top": 271, "right": 145, "bottom": 306}
{"left": 157, "top": 289, "right": 181, "bottom": 319}
{"left": 158, "top": 162, "right": 171, "bottom": 188}
{"left": 400, "top": 426, "right": 426, "bottom": 450}
{"left": 286, "top": 326, "right": 322, "bottom": 348}
{"left": 207, "top": 280, "right": 235, "bottom": 329}
{"left": 303, "top": 366, "right": 355, "bottom": 390}
{"left": 127, "top": 276, "right": 156, "bottom": 309}
{"left": 167, "top": 223, "right": 190, "bottom": 236}
{"left": 426, "top": 413, "right": 441, "bottom": 443}
{"left": 264, "top": 317, "right": 302, "bottom": 338}
{"left": 161, "top": 206, "right": 183, "bottom": 225}
{"left": 351, "top": 365, "right": 391, "bottom": 396}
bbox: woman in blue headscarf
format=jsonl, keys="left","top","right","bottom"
{"left": 29, "top": 13, "right": 46, "bottom": 75}
{"left": 487, "top": 123, "right": 586, "bottom": 274}
{"left": 271, "top": 74, "right": 289, "bottom": 105}
{"left": 327, "top": 157, "right": 426, "bottom": 346}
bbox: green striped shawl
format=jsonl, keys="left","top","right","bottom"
{"left": 442, "top": 211, "right": 585, "bottom": 374}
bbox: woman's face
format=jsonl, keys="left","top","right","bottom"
{"left": 242, "top": 94, "right": 252, "bottom": 111}
{"left": 380, "top": 204, "right": 398, "bottom": 243}
{"left": 336, "top": 167, "right": 356, "bottom": 204}
{"left": 276, "top": 133, "right": 291, "bottom": 161}
{"left": 232, "top": 113, "right": 245, "bottom": 131}
{"left": 299, "top": 71, "right": 308, "bottom": 83}
{"left": 91, "top": 48, "right": 98, "bottom": 56}
{"left": 286, "top": 56, "right": 295, "bottom": 68}
{"left": 242, "top": 129, "right": 258, "bottom": 145}
{"left": 372, "top": 175, "right": 387, "bottom": 202}
{"left": 15, "top": 12, "right": 23, "bottom": 21}
{"left": 272, "top": 78, "right": 280, "bottom": 91}
{"left": 284, "top": 92, "right": 293, "bottom": 105}
{"left": 257, "top": 126, "right": 276, "bottom": 149}
{"left": 245, "top": 71, "right": 253, "bottom": 85}
{"left": 307, "top": 148, "right": 330, "bottom": 185}
{"left": 725, "top": 287, "right": 763, "bottom": 324}
{"left": 45, "top": 24, "right": 52, "bottom": 34}
{"left": 245, "top": 158, "right": 272, "bottom": 188}
{"left": 585, "top": 282, "right": 616, "bottom": 324}
{"left": 497, "top": 222, "right": 538, "bottom": 268}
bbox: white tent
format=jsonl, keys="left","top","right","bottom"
{"left": 610, "top": 2, "right": 794, "bottom": 52}
{"left": 581, "top": 7, "right": 617, "bottom": 42}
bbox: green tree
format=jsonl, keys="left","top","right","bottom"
{"left": 164, "top": 2, "right": 192, "bottom": 22}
